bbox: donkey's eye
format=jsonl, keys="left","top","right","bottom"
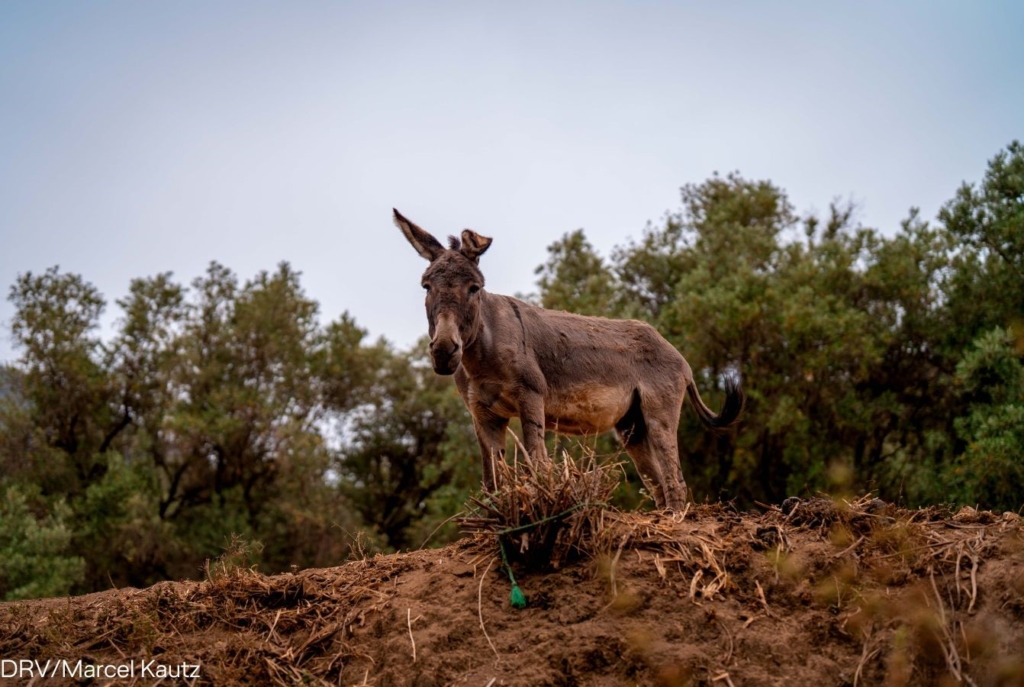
{"left": 468, "top": 285, "right": 480, "bottom": 296}
{"left": 422, "top": 284, "right": 430, "bottom": 292}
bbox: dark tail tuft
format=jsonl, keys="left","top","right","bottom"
{"left": 687, "top": 376, "right": 745, "bottom": 432}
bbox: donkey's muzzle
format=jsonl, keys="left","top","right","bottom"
{"left": 430, "top": 339, "right": 462, "bottom": 375}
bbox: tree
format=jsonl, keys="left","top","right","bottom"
{"left": 939, "top": 140, "right": 1024, "bottom": 352}
{"left": 3, "top": 262, "right": 378, "bottom": 593}
{"left": 532, "top": 163, "right": 1022, "bottom": 508}
{"left": 535, "top": 230, "right": 620, "bottom": 317}
{"left": 335, "top": 340, "right": 478, "bottom": 551}
{"left": 6, "top": 267, "right": 114, "bottom": 491}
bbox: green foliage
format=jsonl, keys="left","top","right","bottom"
{"left": 155, "top": 262, "right": 328, "bottom": 524}
{"left": 2, "top": 261, "right": 386, "bottom": 597}
{"left": 336, "top": 339, "right": 478, "bottom": 550}
{"left": 535, "top": 229, "right": 621, "bottom": 316}
{"left": 2, "top": 141, "right": 1023, "bottom": 599}
{"left": 950, "top": 328, "right": 1024, "bottom": 511}
{"left": 611, "top": 179, "right": 891, "bottom": 502}
{"left": 537, "top": 144, "right": 1024, "bottom": 510}
{"left": 74, "top": 453, "right": 173, "bottom": 589}
{"left": 940, "top": 140, "right": 1024, "bottom": 349}
{"left": 7, "top": 268, "right": 111, "bottom": 487}
{"left": 0, "top": 485, "right": 85, "bottom": 600}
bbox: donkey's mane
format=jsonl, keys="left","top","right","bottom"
{"left": 447, "top": 235, "right": 461, "bottom": 251}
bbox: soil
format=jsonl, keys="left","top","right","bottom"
{"left": 2, "top": 498, "right": 1024, "bottom": 686}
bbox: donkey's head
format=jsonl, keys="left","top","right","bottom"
{"left": 394, "top": 209, "right": 493, "bottom": 375}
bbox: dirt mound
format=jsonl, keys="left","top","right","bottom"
{"left": 2, "top": 498, "right": 1024, "bottom": 686}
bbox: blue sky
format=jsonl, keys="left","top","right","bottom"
{"left": 1, "top": 1, "right": 1021, "bottom": 363}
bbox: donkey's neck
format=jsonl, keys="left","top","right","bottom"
{"left": 459, "top": 290, "right": 502, "bottom": 377}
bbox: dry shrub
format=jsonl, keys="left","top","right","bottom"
{"left": 459, "top": 439, "right": 622, "bottom": 570}
{"left": 591, "top": 506, "right": 736, "bottom": 604}
{"left": 204, "top": 533, "right": 264, "bottom": 581}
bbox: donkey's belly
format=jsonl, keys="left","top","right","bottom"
{"left": 544, "top": 385, "right": 632, "bottom": 435}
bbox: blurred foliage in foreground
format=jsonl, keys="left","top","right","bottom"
{"left": 1, "top": 142, "right": 1022, "bottom": 600}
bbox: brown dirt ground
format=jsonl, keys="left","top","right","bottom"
{"left": 2, "top": 498, "right": 1024, "bottom": 686}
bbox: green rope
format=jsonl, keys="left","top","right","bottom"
{"left": 495, "top": 501, "right": 604, "bottom": 536}
{"left": 494, "top": 501, "right": 609, "bottom": 610}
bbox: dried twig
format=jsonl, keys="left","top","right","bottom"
{"left": 831, "top": 535, "right": 865, "bottom": 559}
{"left": 755, "top": 579, "right": 773, "bottom": 618}
{"left": 604, "top": 526, "right": 637, "bottom": 608}
{"left": 967, "top": 552, "right": 979, "bottom": 614}
{"left": 417, "top": 511, "right": 465, "bottom": 549}
{"left": 853, "top": 643, "right": 880, "bottom": 687}
{"left": 929, "top": 569, "right": 968, "bottom": 684}
{"left": 716, "top": 617, "right": 734, "bottom": 665}
{"left": 689, "top": 570, "right": 704, "bottom": 605}
{"left": 406, "top": 608, "right": 416, "bottom": 663}
{"left": 478, "top": 558, "right": 500, "bottom": 660}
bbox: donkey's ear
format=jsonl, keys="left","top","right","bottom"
{"left": 459, "top": 229, "right": 493, "bottom": 264}
{"left": 394, "top": 209, "right": 444, "bottom": 261}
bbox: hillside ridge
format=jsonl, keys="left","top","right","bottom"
{"left": 2, "top": 499, "right": 1023, "bottom": 686}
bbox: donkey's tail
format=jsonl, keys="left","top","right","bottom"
{"left": 686, "top": 377, "right": 745, "bottom": 432}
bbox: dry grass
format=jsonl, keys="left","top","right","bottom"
{"left": 458, "top": 437, "right": 623, "bottom": 570}
{"left": 3, "top": 476, "right": 1023, "bottom": 685}
{"left": 0, "top": 549, "right": 413, "bottom": 686}
{"left": 587, "top": 494, "right": 1024, "bottom": 684}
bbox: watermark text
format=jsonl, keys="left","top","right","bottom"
{"left": 1, "top": 658, "right": 201, "bottom": 680}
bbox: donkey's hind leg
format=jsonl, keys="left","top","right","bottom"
{"left": 645, "top": 418, "right": 688, "bottom": 509}
{"left": 616, "top": 389, "right": 670, "bottom": 508}
{"left": 618, "top": 435, "right": 669, "bottom": 509}
{"left": 639, "top": 388, "right": 689, "bottom": 510}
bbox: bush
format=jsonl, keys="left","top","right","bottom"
{"left": 0, "top": 485, "right": 85, "bottom": 600}
{"left": 952, "top": 328, "right": 1024, "bottom": 511}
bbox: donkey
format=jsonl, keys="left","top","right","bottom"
{"left": 393, "top": 209, "right": 744, "bottom": 510}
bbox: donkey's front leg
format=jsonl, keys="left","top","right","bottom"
{"left": 516, "top": 393, "right": 548, "bottom": 464}
{"left": 472, "top": 411, "right": 508, "bottom": 492}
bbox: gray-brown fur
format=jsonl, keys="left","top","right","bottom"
{"left": 393, "top": 209, "right": 744, "bottom": 509}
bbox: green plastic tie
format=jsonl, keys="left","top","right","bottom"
{"left": 509, "top": 581, "right": 527, "bottom": 609}
{"left": 498, "top": 538, "right": 528, "bottom": 609}
{"left": 493, "top": 501, "right": 609, "bottom": 611}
